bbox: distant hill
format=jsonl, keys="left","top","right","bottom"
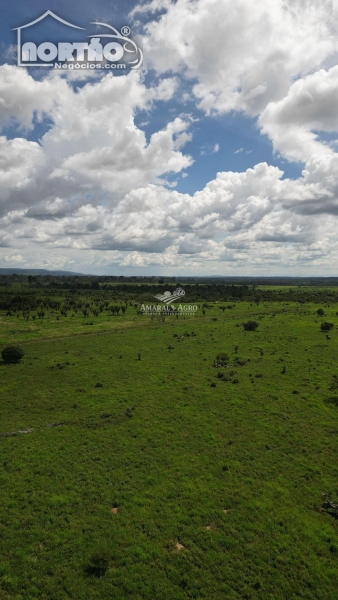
{"left": 0, "top": 268, "right": 86, "bottom": 276}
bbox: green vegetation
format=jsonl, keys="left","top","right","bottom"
{"left": 242, "top": 321, "right": 259, "bottom": 331}
{"left": 1, "top": 279, "right": 338, "bottom": 599}
{"left": 1, "top": 346, "right": 24, "bottom": 364}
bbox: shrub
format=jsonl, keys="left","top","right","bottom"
{"left": 84, "top": 546, "right": 110, "bottom": 577}
{"left": 321, "top": 322, "right": 334, "bottom": 331}
{"left": 329, "top": 376, "right": 338, "bottom": 391}
{"left": 1, "top": 346, "right": 24, "bottom": 364}
{"left": 243, "top": 321, "right": 259, "bottom": 331}
{"left": 235, "top": 357, "right": 247, "bottom": 366}
{"left": 216, "top": 352, "right": 229, "bottom": 364}
{"left": 218, "top": 373, "right": 230, "bottom": 382}
{"left": 317, "top": 308, "right": 325, "bottom": 316}
{"left": 324, "top": 397, "right": 338, "bottom": 407}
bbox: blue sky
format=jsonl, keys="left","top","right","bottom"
{"left": 0, "top": 0, "right": 337, "bottom": 275}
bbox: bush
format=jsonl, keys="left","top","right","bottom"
{"left": 321, "top": 322, "right": 334, "bottom": 331}
{"left": 329, "top": 376, "right": 338, "bottom": 391}
{"left": 216, "top": 352, "right": 229, "bottom": 362}
{"left": 235, "top": 357, "right": 247, "bottom": 366}
{"left": 84, "top": 546, "right": 110, "bottom": 577}
{"left": 317, "top": 308, "right": 325, "bottom": 316}
{"left": 214, "top": 352, "right": 229, "bottom": 367}
{"left": 243, "top": 321, "right": 259, "bottom": 331}
{"left": 1, "top": 346, "right": 24, "bottom": 364}
{"left": 324, "top": 396, "right": 338, "bottom": 407}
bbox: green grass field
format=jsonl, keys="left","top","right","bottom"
{"left": 1, "top": 296, "right": 338, "bottom": 599}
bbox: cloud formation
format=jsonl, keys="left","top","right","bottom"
{"left": 1, "top": 0, "right": 338, "bottom": 274}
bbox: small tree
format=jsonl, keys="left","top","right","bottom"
{"left": 243, "top": 321, "right": 259, "bottom": 331}
{"left": 1, "top": 346, "right": 24, "bottom": 364}
{"left": 321, "top": 322, "right": 334, "bottom": 331}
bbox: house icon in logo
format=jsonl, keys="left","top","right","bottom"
{"left": 12, "top": 10, "right": 86, "bottom": 67}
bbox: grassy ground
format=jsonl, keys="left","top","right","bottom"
{"left": 1, "top": 299, "right": 338, "bottom": 599}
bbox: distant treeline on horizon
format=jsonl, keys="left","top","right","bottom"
{"left": 1, "top": 268, "right": 338, "bottom": 288}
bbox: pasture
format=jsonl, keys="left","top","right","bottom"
{"left": 0, "top": 286, "right": 338, "bottom": 599}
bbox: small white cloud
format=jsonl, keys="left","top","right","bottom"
{"left": 200, "top": 143, "right": 219, "bottom": 156}
{"left": 4, "top": 45, "right": 17, "bottom": 61}
{"left": 235, "top": 148, "right": 244, "bottom": 154}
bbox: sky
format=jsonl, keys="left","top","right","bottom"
{"left": 1, "top": 0, "right": 338, "bottom": 275}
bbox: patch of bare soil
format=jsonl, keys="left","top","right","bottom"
{"left": 175, "top": 542, "right": 184, "bottom": 551}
